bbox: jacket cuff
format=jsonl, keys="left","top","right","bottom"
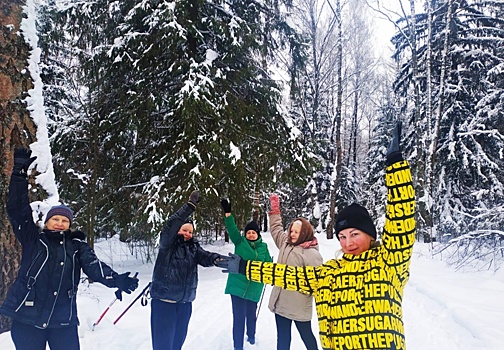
{"left": 386, "top": 151, "right": 403, "bottom": 166}
{"left": 10, "top": 173, "right": 28, "bottom": 182}
{"left": 239, "top": 259, "right": 247, "bottom": 275}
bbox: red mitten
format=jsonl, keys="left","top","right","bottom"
{"left": 269, "top": 194, "right": 280, "bottom": 215}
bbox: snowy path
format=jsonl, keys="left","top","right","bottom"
{"left": 1, "top": 235, "right": 503, "bottom": 349}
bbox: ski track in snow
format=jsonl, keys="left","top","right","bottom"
{"left": 1, "top": 235, "right": 502, "bottom": 349}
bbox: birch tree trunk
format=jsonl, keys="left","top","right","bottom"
{"left": 0, "top": 0, "right": 37, "bottom": 333}
{"left": 407, "top": 0, "right": 432, "bottom": 242}
{"left": 327, "top": 0, "right": 343, "bottom": 239}
{"left": 427, "top": 0, "right": 454, "bottom": 243}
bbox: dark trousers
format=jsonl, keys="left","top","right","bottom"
{"left": 151, "top": 299, "right": 192, "bottom": 350}
{"left": 275, "top": 314, "right": 318, "bottom": 350}
{"left": 230, "top": 295, "right": 258, "bottom": 348}
{"left": 10, "top": 320, "right": 80, "bottom": 350}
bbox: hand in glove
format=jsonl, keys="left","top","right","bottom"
{"left": 13, "top": 148, "right": 37, "bottom": 176}
{"left": 114, "top": 272, "right": 139, "bottom": 298}
{"left": 269, "top": 194, "right": 280, "bottom": 215}
{"left": 114, "top": 288, "right": 124, "bottom": 301}
{"left": 220, "top": 199, "right": 232, "bottom": 214}
{"left": 189, "top": 191, "right": 201, "bottom": 207}
{"left": 386, "top": 120, "right": 403, "bottom": 164}
{"left": 215, "top": 253, "right": 245, "bottom": 274}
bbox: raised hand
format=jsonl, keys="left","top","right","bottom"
{"left": 386, "top": 120, "right": 403, "bottom": 162}
{"left": 220, "top": 199, "right": 232, "bottom": 213}
{"left": 13, "top": 148, "right": 37, "bottom": 176}
{"left": 189, "top": 191, "right": 201, "bottom": 207}
{"left": 269, "top": 194, "right": 280, "bottom": 215}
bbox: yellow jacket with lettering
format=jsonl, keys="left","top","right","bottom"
{"left": 245, "top": 159, "right": 415, "bottom": 350}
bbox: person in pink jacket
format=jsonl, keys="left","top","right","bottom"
{"left": 268, "top": 194, "right": 323, "bottom": 350}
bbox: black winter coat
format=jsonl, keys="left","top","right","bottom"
{"left": 150, "top": 203, "right": 220, "bottom": 303}
{"left": 0, "top": 175, "right": 118, "bottom": 329}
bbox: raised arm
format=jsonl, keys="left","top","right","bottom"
{"left": 7, "top": 149, "right": 39, "bottom": 246}
{"left": 269, "top": 194, "right": 288, "bottom": 248}
{"left": 220, "top": 199, "right": 245, "bottom": 245}
{"left": 158, "top": 191, "right": 200, "bottom": 248}
{"left": 382, "top": 121, "right": 416, "bottom": 274}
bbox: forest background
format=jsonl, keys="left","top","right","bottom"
{"left": 0, "top": 0, "right": 503, "bottom": 334}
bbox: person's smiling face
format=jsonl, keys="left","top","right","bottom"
{"left": 337, "top": 228, "right": 373, "bottom": 255}
{"left": 178, "top": 223, "right": 194, "bottom": 240}
{"left": 45, "top": 215, "right": 70, "bottom": 231}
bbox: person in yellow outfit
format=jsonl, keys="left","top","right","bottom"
{"left": 217, "top": 121, "right": 415, "bottom": 350}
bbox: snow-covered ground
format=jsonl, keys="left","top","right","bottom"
{"left": 1, "top": 232, "right": 503, "bottom": 349}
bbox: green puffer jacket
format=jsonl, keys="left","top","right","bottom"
{"left": 224, "top": 215, "right": 272, "bottom": 302}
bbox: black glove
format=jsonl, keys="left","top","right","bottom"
{"left": 386, "top": 120, "right": 403, "bottom": 164}
{"left": 189, "top": 191, "right": 201, "bottom": 207}
{"left": 220, "top": 199, "right": 231, "bottom": 213}
{"left": 13, "top": 148, "right": 37, "bottom": 176}
{"left": 114, "top": 288, "right": 124, "bottom": 301}
{"left": 213, "top": 254, "right": 227, "bottom": 266}
{"left": 114, "top": 272, "right": 139, "bottom": 296}
{"left": 216, "top": 253, "right": 244, "bottom": 274}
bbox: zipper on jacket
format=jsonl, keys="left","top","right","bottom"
{"left": 69, "top": 249, "right": 78, "bottom": 321}
{"left": 241, "top": 249, "right": 260, "bottom": 299}
{"left": 45, "top": 231, "right": 67, "bottom": 326}
{"left": 15, "top": 239, "right": 49, "bottom": 312}
{"left": 25, "top": 250, "right": 42, "bottom": 277}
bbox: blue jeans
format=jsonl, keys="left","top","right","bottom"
{"left": 275, "top": 314, "right": 318, "bottom": 350}
{"left": 231, "top": 295, "right": 258, "bottom": 348}
{"left": 151, "top": 299, "right": 192, "bottom": 350}
{"left": 10, "top": 320, "right": 80, "bottom": 350}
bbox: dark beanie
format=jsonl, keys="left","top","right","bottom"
{"left": 44, "top": 204, "right": 74, "bottom": 226}
{"left": 334, "top": 203, "right": 377, "bottom": 240}
{"left": 184, "top": 218, "right": 194, "bottom": 227}
{"left": 244, "top": 221, "right": 261, "bottom": 237}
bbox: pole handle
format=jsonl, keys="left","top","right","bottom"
{"left": 113, "top": 282, "right": 151, "bottom": 325}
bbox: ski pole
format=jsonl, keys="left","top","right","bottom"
{"left": 256, "top": 284, "right": 267, "bottom": 319}
{"left": 113, "top": 282, "right": 151, "bottom": 325}
{"left": 92, "top": 272, "right": 138, "bottom": 330}
{"left": 256, "top": 256, "right": 272, "bottom": 319}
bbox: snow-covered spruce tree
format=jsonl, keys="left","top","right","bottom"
{"left": 100, "top": 0, "right": 310, "bottom": 240}
{"left": 392, "top": 0, "right": 504, "bottom": 261}
{"left": 40, "top": 0, "right": 132, "bottom": 248}
{"left": 362, "top": 76, "right": 402, "bottom": 237}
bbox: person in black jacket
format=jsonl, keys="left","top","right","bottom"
{"left": 150, "top": 191, "right": 223, "bottom": 350}
{"left": 0, "top": 148, "right": 139, "bottom": 350}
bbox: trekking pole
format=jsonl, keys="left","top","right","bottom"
{"left": 256, "top": 256, "right": 272, "bottom": 319}
{"left": 92, "top": 272, "right": 138, "bottom": 330}
{"left": 113, "top": 282, "right": 151, "bottom": 325}
{"left": 256, "top": 284, "right": 267, "bottom": 319}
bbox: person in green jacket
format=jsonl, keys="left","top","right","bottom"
{"left": 220, "top": 199, "right": 272, "bottom": 350}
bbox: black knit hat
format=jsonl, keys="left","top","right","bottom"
{"left": 184, "top": 218, "right": 194, "bottom": 226}
{"left": 334, "top": 203, "right": 377, "bottom": 240}
{"left": 244, "top": 221, "right": 261, "bottom": 237}
{"left": 44, "top": 204, "right": 74, "bottom": 226}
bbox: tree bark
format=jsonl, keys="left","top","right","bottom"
{"left": 0, "top": 0, "right": 37, "bottom": 333}
{"left": 327, "top": 0, "right": 343, "bottom": 240}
